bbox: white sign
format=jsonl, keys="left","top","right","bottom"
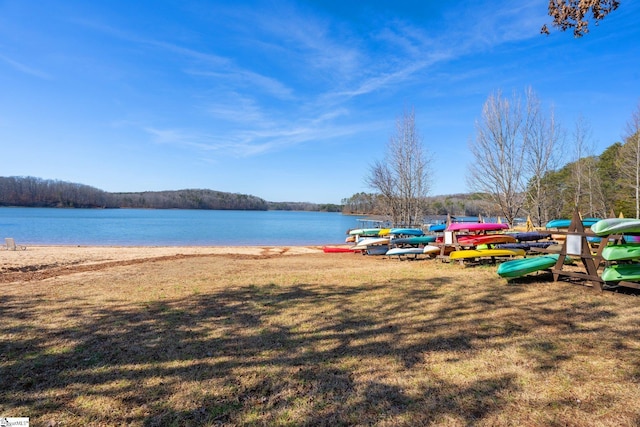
{"left": 444, "top": 231, "right": 453, "bottom": 245}
{"left": 566, "top": 234, "right": 582, "bottom": 256}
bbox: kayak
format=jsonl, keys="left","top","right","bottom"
{"left": 365, "top": 245, "right": 389, "bottom": 255}
{"left": 457, "top": 234, "right": 517, "bottom": 247}
{"left": 391, "top": 235, "right": 437, "bottom": 245}
{"left": 601, "top": 263, "right": 640, "bottom": 282}
{"left": 447, "top": 223, "right": 509, "bottom": 232}
{"left": 497, "top": 254, "right": 564, "bottom": 278}
{"left": 351, "top": 237, "right": 390, "bottom": 251}
{"left": 428, "top": 224, "right": 446, "bottom": 232}
{"left": 386, "top": 247, "right": 424, "bottom": 257}
{"left": 390, "top": 236, "right": 436, "bottom": 245}
{"left": 323, "top": 246, "right": 355, "bottom": 253}
{"left": 449, "top": 248, "right": 525, "bottom": 260}
{"left": 601, "top": 244, "right": 640, "bottom": 261}
{"left": 591, "top": 218, "right": 640, "bottom": 236}
{"left": 546, "top": 218, "right": 600, "bottom": 229}
{"left": 348, "top": 228, "right": 384, "bottom": 237}
{"left": 496, "top": 241, "right": 557, "bottom": 251}
{"left": 508, "top": 231, "right": 552, "bottom": 242}
{"left": 423, "top": 245, "right": 441, "bottom": 254}
{"left": 389, "top": 228, "right": 424, "bottom": 236}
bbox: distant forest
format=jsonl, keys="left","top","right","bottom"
{"left": 0, "top": 176, "right": 342, "bottom": 212}
{"left": 341, "top": 192, "right": 498, "bottom": 218}
{"left": 342, "top": 139, "right": 640, "bottom": 222}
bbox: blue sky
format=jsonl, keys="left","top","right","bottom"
{"left": 1, "top": 1, "right": 639, "bottom": 204}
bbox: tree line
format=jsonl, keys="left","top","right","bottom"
{"left": 343, "top": 93, "right": 639, "bottom": 225}
{"left": 468, "top": 90, "right": 640, "bottom": 225}
{"left": 536, "top": 136, "right": 639, "bottom": 220}
{"left": 0, "top": 176, "right": 341, "bottom": 212}
{"left": 341, "top": 192, "right": 498, "bottom": 218}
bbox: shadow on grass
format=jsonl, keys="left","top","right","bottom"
{"left": 1, "top": 272, "right": 638, "bottom": 425}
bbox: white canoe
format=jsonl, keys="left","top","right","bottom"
{"left": 351, "top": 237, "right": 390, "bottom": 251}
{"left": 386, "top": 247, "right": 424, "bottom": 256}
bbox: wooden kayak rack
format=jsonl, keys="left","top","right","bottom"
{"left": 531, "top": 208, "right": 640, "bottom": 292}
{"left": 436, "top": 213, "right": 463, "bottom": 262}
{"left": 435, "top": 214, "right": 515, "bottom": 265}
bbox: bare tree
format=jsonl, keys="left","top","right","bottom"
{"left": 568, "top": 116, "right": 608, "bottom": 216}
{"left": 367, "top": 107, "right": 433, "bottom": 226}
{"left": 468, "top": 89, "right": 570, "bottom": 225}
{"left": 467, "top": 90, "right": 527, "bottom": 225}
{"left": 617, "top": 102, "right": 640, "bottom": 217}
{"left": 522, "top": 88, "right": 565, "bottom": 226}
{"left": 541, "top": 0, "right": 620, "bottom": 37}
{"left": 367, "top": 160, "right": 401, "bottom": 222}
{"left": 584, "top": 156, "right": 608, "bottom": 217}
{"left": 571, "top": 115, "right": 592, "bottom": 208}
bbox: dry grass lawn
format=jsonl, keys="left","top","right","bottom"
{"left": 1, "top": 248, "right": 640, "bottom": 426}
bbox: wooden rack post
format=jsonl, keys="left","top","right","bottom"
{"left": 551, "top": 208, "right": 606, "bottom": 291}
{"left": 437, "top": 214, "right": 455, "bottom": 261}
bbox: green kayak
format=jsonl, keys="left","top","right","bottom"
{"left": 497, "top": 254, "right": 564, "bottom": 278}
{"left": 591, "top": 218, "right": 640, "bottom": 236}
{"left": 349, "top": 228, "right": 384, "bottom": 237}
{"left": 601, "top": 244, "right": 640, "bottom": 261}
{"left": 601, "top": 263, "right": 640, "bottom": 282}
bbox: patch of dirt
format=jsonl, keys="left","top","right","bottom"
{"left": 0, "top": 253, "right": 253, "bottom": 283}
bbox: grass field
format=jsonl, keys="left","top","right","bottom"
{"left": 2, "top": 251, "right": 640, "bottom": 426}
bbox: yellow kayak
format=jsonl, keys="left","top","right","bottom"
{"left": 377, "top": 228, "right": 392, "bottom": 236}
{"left": 449, "top": 248, "right": 525, "bottom": 260}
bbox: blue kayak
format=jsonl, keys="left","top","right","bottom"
{"left": 427, "top": 224, "right": 446, "bottom": 232}
{"left": 391, "top": 236, "right": 436, "bottom": 245}
{"left": 546, "top": 218, "right": 600, "bottom": 229}
{"left": 389, "top": 228, "right": 424, "bottom": 236}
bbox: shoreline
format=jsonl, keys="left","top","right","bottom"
{"left": 1, "top": 244, "right": 327, "bottom": 273}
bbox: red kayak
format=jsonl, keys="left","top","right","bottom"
{"left": 457, "top": 234, "right": 517, "bottom": 247}
{"left": 323, "top": 246, "right": 356, "bottom": 253}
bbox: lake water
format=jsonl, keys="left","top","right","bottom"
{"left": 0, "top": 208, "right": 364, "bottom": 246}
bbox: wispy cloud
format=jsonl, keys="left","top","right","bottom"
{"left": 205, "top": 93, "right": 272, "bottom": 125}
{"left": 186, "top": 68, "right": 294, "bottom": 100}
{"left": 441, "top": 1, "right": 546, "bottom": 51}
{"left": 74, "top": 17, "right": 294, "bottom": 100}
{"left": 143, "top": 109, "right": 379, "bottom": 159}
{"left": 242, "top": 4, "right": 363, "bottom": 79}
{"left": 0, "top": 53, "right": 51, "bottom": 79}
{"left": 332, "top": 60, "right": 429, "bottom": 98}
{"left": 88, "top": 1, "right": 555, "bottom": 160}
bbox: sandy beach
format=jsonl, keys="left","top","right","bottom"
{"left": 0, "top": 245, "right": 324, "bottom": 282}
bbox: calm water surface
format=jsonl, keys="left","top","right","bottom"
{"left": 0, "top": 208, "right": 364, "bottom": 246}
